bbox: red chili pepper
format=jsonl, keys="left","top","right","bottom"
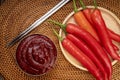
{"left": 49, "top": 19, "right": 112, "bottom": 80}
{"left": 108, "top": 29, "right": 120, "bottom": 42}
{"left": 83, "top": 9, "right": 119, "bottom": 51}
{"left": 83, "top": 8, "right": 120, "bottom": 42}
{"left": 79, "top": 0, "right": 93, "bottom": 24}
{"left": 79, "top": 0, "right": 119, "bottom": 51}
{"left": 66, "top": 34, "right": 107, "bottom": 80}
{"left": 53, "top": 29, "right": 104, "bottom": 80}
{"left": 72, "top": 0, "right": 100, "bottom": 42}
{"left": 66, "top": 23, "right": 112, "bottom": 80}
{"left": 91, "top": 0, "right": 120, "bottom": 61}
{"left": 91, "top": 8, "right": 120, "bottom": 60}
{"left": 112, "top": 43, "right": 119, "bottom": 51}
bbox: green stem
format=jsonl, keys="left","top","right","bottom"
{"left": 73, "top": 0, "right": 78, "bottom": 13}
{"left": 93, "top": 0, "right": 97, "bottom": 8}
{"left": 48, "top": 20, "right": 67, "bottom": 34}
{"left": 52, "top": 28, "right": 63, "bottom": 42}
{"left": 79, "top": 0, "right": 86, "bottom": 9}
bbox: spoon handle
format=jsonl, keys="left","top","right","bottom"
{"left": 7, "top": 0, "right": 70, "bottom": 47}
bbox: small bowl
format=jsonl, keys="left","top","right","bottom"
{"left": 59, "top": 6, "right": 120, "bottom": 71}
{"left": 16, "top": 34, "right": 57, "bottom": 75}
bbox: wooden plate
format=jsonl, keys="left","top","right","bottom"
{"left": 59, "top": 6, "right": 120, "bottom": 71}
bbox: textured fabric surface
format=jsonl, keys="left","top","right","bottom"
{"left": 0, "top": 0, "right": 120, "bottom": 80}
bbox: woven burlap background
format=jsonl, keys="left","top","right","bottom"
{"left": 0, "top": 0, "right": 120, "bottom": 80}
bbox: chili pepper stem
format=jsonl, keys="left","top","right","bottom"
{"left": 79, "top": 0, "right": 86, "bottom": 9}
{"left": 93, "top": 0, "right": 97, "bottom": 8}
{"left": 73, "top": 0, "right": 78, "bottom": 13}
{"left": 48, "top": 20, "right": 66, "bottom": 34}
{"left": 52, "top": 28, "right": 63, "bottom": 42}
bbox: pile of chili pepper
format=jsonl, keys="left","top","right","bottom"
{"left": 49, "top": 0, "right": 120, "bottom": 80}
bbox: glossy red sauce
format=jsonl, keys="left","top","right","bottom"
{"left": 16, "top": 34, "right": 57, "bottom": 75}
